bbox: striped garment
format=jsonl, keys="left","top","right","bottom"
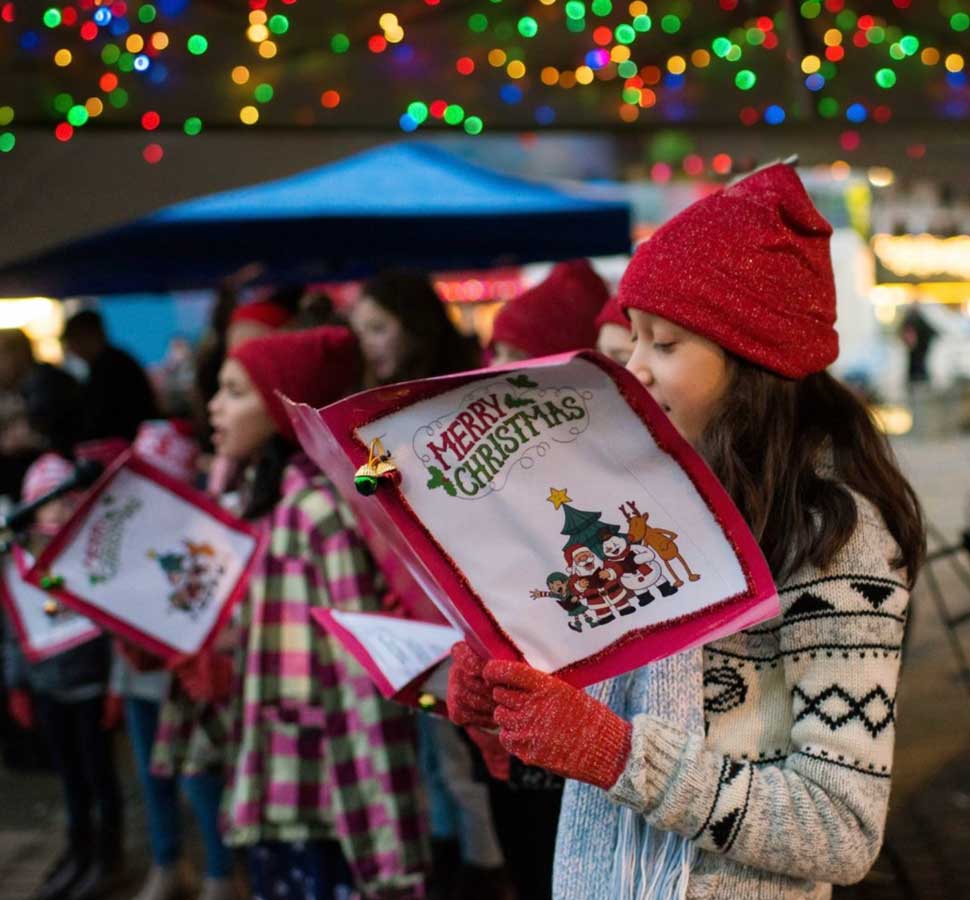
{"left": 222, "top": 454, "right": 429, "bottom": 899}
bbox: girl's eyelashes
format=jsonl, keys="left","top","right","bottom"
{"left": 654, "top": 341, "right": 677, "bottom": 353}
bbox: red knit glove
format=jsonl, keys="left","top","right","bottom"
{"left": 483, "top": 660, "right": 632, "bottom": 791}
{"left": 170, "top": 649, "right": 234, "bottom": 704}
{"left": 8, "top": 689, "right": 33, "bottom": 730}
{"left": 446, "top": 641, "right": 496, "bottom": 728}
{"left": 465, "top": 726, "right": 511, "bottom": 782}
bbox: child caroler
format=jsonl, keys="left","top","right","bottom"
{"left": 448, "top": 164, "right": 924, "bottom": 900}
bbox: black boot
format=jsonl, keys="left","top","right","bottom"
{"left": 619, "top": 605, "right": 636, "bottom": 616}
{"left": 658, "top": 580, "right": 678, "bottom": 598}
{"left": 66, "top": 834, "right": 124, "bottom": 900}
{"left": 638, "top": 590, "right": 655, "bottom": 607}
{"left": 30, "top": 844, "right": 91, "bottom": 900}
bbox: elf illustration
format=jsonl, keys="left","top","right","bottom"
{"left": 529, "top": 572, "right": 595, "bottom": 632}
{"left": 148, "top": 540, "right": 226, "bottom": 621}
{"left": 622, "top": 500, "right": 700, "bottom": 588}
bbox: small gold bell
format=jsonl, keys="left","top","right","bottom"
{"left": 354, "top": 438, "right": 399, "bottom": 496}
{"left": 418, "top": 693, "right": 437, "bottom": 711}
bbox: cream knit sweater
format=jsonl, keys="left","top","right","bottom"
{"left": 605, "top": 494, "right": 908, "bottom": 899}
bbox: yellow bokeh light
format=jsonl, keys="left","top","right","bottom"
{"left": 628, "top": 2, "right": 648, "bottom": 16}
{"left": 507, "top": 60, "right": 526, "bottom": 79}
{"left": 921, "top": 47, "right": 940, "bottom": 65}
{"left": 249, "top": 10, "right": 267, "bottom": 25}
{"left": 151, "top": 31, "right": 169, "bottom": 50}
{"left": 379, "top": 13, "right": 398, "bottom": 31}
{"left": 126, "top": 34, "right": 144, "bottom": 53}
{"left": 538, "top": 0, "right": 556, "bottom": 5}
{"left": 231, "top": 65, "right": 250, "bottom": 85}
{"left": 559, "top": 70, "right": 577, "bottom": 89}
{"left": 540, "top": 66, "right": 559, "bottom": 86}
{"left": 488, "top": 48, "right": 507, "bottom": 67}
{"left": 576, "top": 65, "right": 594, "bottom": 85}
{"left": 385, "top": 26, "right": 405, "bottom": 44}
{"left": 667, "top": 55, "right": 686, "bottom": 75}
{"left": 691, "top": 49, "right": 710, "bottom": 68}
{"left": 610, "top": 45, "right": 631, "bottom": 62}
{"left": 258, "top": 40, "right": 278, "bottom": 59}
{"left": 801, "top": 55, "right": 821, "bottom": 74}
{"left": 945, "top": 53, "right": 964, "bottom": 73}
{"left": 85, "top": 97, "right": 104, "bottom": 117}
{"left": 247, "top": 24, "right": 269, "bottom": 43}
{"left": 54, "top": 48, "right": 72, "bottom": 66}
{"left": 240, "top": 105, "right": 259, "bottom": 125}
{"left": 823, "top": 28, "right": 842, "bottom": 47}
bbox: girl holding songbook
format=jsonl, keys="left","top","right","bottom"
{"left": 448, "top": 164, "right": 924, "bottom": 900}
{"left": 207, "top": 327, "right": 428, "bottom": 900}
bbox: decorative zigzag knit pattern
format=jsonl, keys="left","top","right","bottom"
{"left": 607, "top": 494, "right": 908, "bottom": 899}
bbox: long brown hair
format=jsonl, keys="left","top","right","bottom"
{"left": 698, "top": 362, "right": 925, "bottom": 587}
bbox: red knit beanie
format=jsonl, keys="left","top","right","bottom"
{"left": 492, "top": 259, "right": 609, "bottom": 357}
{"left": 617, "top": 163, "right": 837, "bottom": 379}
{"left": 229, "top": 301, "right": 293, "bottom": 330}
{"left": 595, "top": 296, "right": 629, "bottom": 332}
{"left": 229, "top": 326, "right": 361, "bottom": 442}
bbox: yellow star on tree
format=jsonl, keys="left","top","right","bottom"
{"left": 547, "top": 487, "right": 572, "bottom": 510}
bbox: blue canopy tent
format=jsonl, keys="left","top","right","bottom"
{"left": 0, "top": 142, "right": 631, "bottom": 297}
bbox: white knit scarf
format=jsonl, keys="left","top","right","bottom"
{"left": 552, "top": 648, "right": 704, "bottom": 900}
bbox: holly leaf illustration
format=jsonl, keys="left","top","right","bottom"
{"left": 506, "top": 374, "right": 539, "bottom": 389}
{"left": 504, "top": 393, "right": 535, "bottom": 409}
{"left": 426, "top": 465, "right": 457, "bottom": 497}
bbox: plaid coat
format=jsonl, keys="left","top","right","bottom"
{"left": 222, "top": 455, "right": 428, "bottom": 899}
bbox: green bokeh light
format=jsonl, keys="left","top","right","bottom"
{"left": 633, "top": 14, "right": 651, "bottom": 32}
{"left": 735, "top": 69, "right": 757, "bottom": 90}
{"left": 67, "top": 105, "right": 89, "bottom": 127}
{"left": 331, "top": 33, "right": 350, "bottom": 53}
{"left": 951, "top": 13, "right": 970, "bottom": 32}
{"left": 617, "top": 60, "right": 637, "bottom": 77}
{"left": 254, "top": 83, "right": 274, "bottom": 103}
{"left": 443, "top": 104, "right": 465, "bottom": 125}
{"left": 517, "top": 16, "right": 538, "bottom": 38}
{"left": 53, "top": 93, "right": 73, "bottom": 114}
{"left": 565, "top": 1, "right": 586, "bottom": 21}
{"left": 463, "top": 116, "right": 484, "bottom": 135}
{"left": 468, "top": 13, "right": 488, "bottom": 32}
{"left": 138, "top": 4, "right": 157, "bottom": 25}
{"left": 818, "top": 97, "right": 839, "bottom": 118}
{"left": 187, "top": 35, "right": 208, "bottom": 55}
{"left": 615, "top": 24, "right": 636, "bottom": 44}
{"left": 0, "top": 106, "right": 13, "bottom": 126}
{"left": 183, "top": 117, "right": 203, "bottom": 136}
{"left": 875, "top": 68, "right": 896, "bottom": 88}
{"left": 268, "top": 15, "right": 289, "bottom": 35}
{"left": 661, "top": 15, "right": 681, "bottom": 34}
{"left": 800, "top": 1, "right": 821, "bottom": 19}
{"left": 101, "top": 44, "right": 121, "bottom": 65}
{"left": 712, "top": 37, "right": 731, "bottom": 58}
{"left": 109, "top": 88, "right": 129, "bottom": 109}
{"left": 0, "top": 133, "right": 15, "bottom": 153}
{"left": 407, "top": 101, "right": 429, "bottom": 124}
{"left": 43, "top": 7, "right": 61, "bottom": 28}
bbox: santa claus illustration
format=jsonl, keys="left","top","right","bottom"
{"left": 600, "top": 527, "right": 679, "bottom": 607}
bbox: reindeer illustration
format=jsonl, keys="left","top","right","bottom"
{"left": 620, "top": 501, "right": 700, "bottom": 589}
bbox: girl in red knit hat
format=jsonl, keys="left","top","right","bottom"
{"left": 448, "top": 164, "right": 925, "bottom": 900}
{"left": 197, "top": 327, "right": 427, "bottom": 899}
{"left": 490, "top": 259, "right": 609, "bottom": 365}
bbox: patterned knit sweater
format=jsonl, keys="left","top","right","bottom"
{"left": 604, "top": 493, "right": 908, "bottom": 899}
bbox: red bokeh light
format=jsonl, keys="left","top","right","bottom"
{"left": 840, "top": 130, "right": 861, "bottom": 151}
{"left": 80, "top": 21, "right": 98, "bottom": 40}
{"left": 456, "top": 56, "right": 475, "bottom": 75}
{"left": 100, "top": 72, "right": 118, "bottom": 92}
{"left": 429, "top": 100, "right": 448, "bottom": 118}
{"left": 368, "top": 34, "right": 387, "bottom": 53}
{"left": 739, "top": 106, "right": 759, "bottom": 126}
{"left": 683, "top": 155, "right": 705, "bottom": 176}
{"left": 141, "top": 110, "right": 161, "bottom": 131}
{"left": 826, "top": 46, "right": 845, "bottom": 61}
{"left": 1, "top": 3, "right": 15, "bottom": 24}
{"left": 712, "top": 153, "right": 733, "bottom": 175}
{"left": 320, "top": 90, "right": 340, "bottom": 108}
{"left": 593, "top": 26, "right": 612, "bottom": 46}
{"left": 143, "top": 143, "right": 164, "bottom": 164}
{"left": 61, "top": 7, "right": 78, "bottom": 25}
{"left": 873, "top": 105, "right": 892, "bottom": 124}
{"left": 55, "top": 123, "right": 74, "bottom": 142}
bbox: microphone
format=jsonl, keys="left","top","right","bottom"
{"left": 1, "top": 459, "right": 104, "bottom": 533}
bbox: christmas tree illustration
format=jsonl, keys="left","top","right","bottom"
{"left": 548, "top": 488, "right": 618, "bottom": 559}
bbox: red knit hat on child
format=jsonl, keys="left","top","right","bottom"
{"left": 492, "top": 259, "right": 609, "bottom": 358}
{"left": 229, "top": 326, "right": 361, "bottom": 442}
{"left": 617, "top": 163, "right": 838, "bottom": 379}
{"left": 594, "top": 296, "right": 629, "bottom": 332}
